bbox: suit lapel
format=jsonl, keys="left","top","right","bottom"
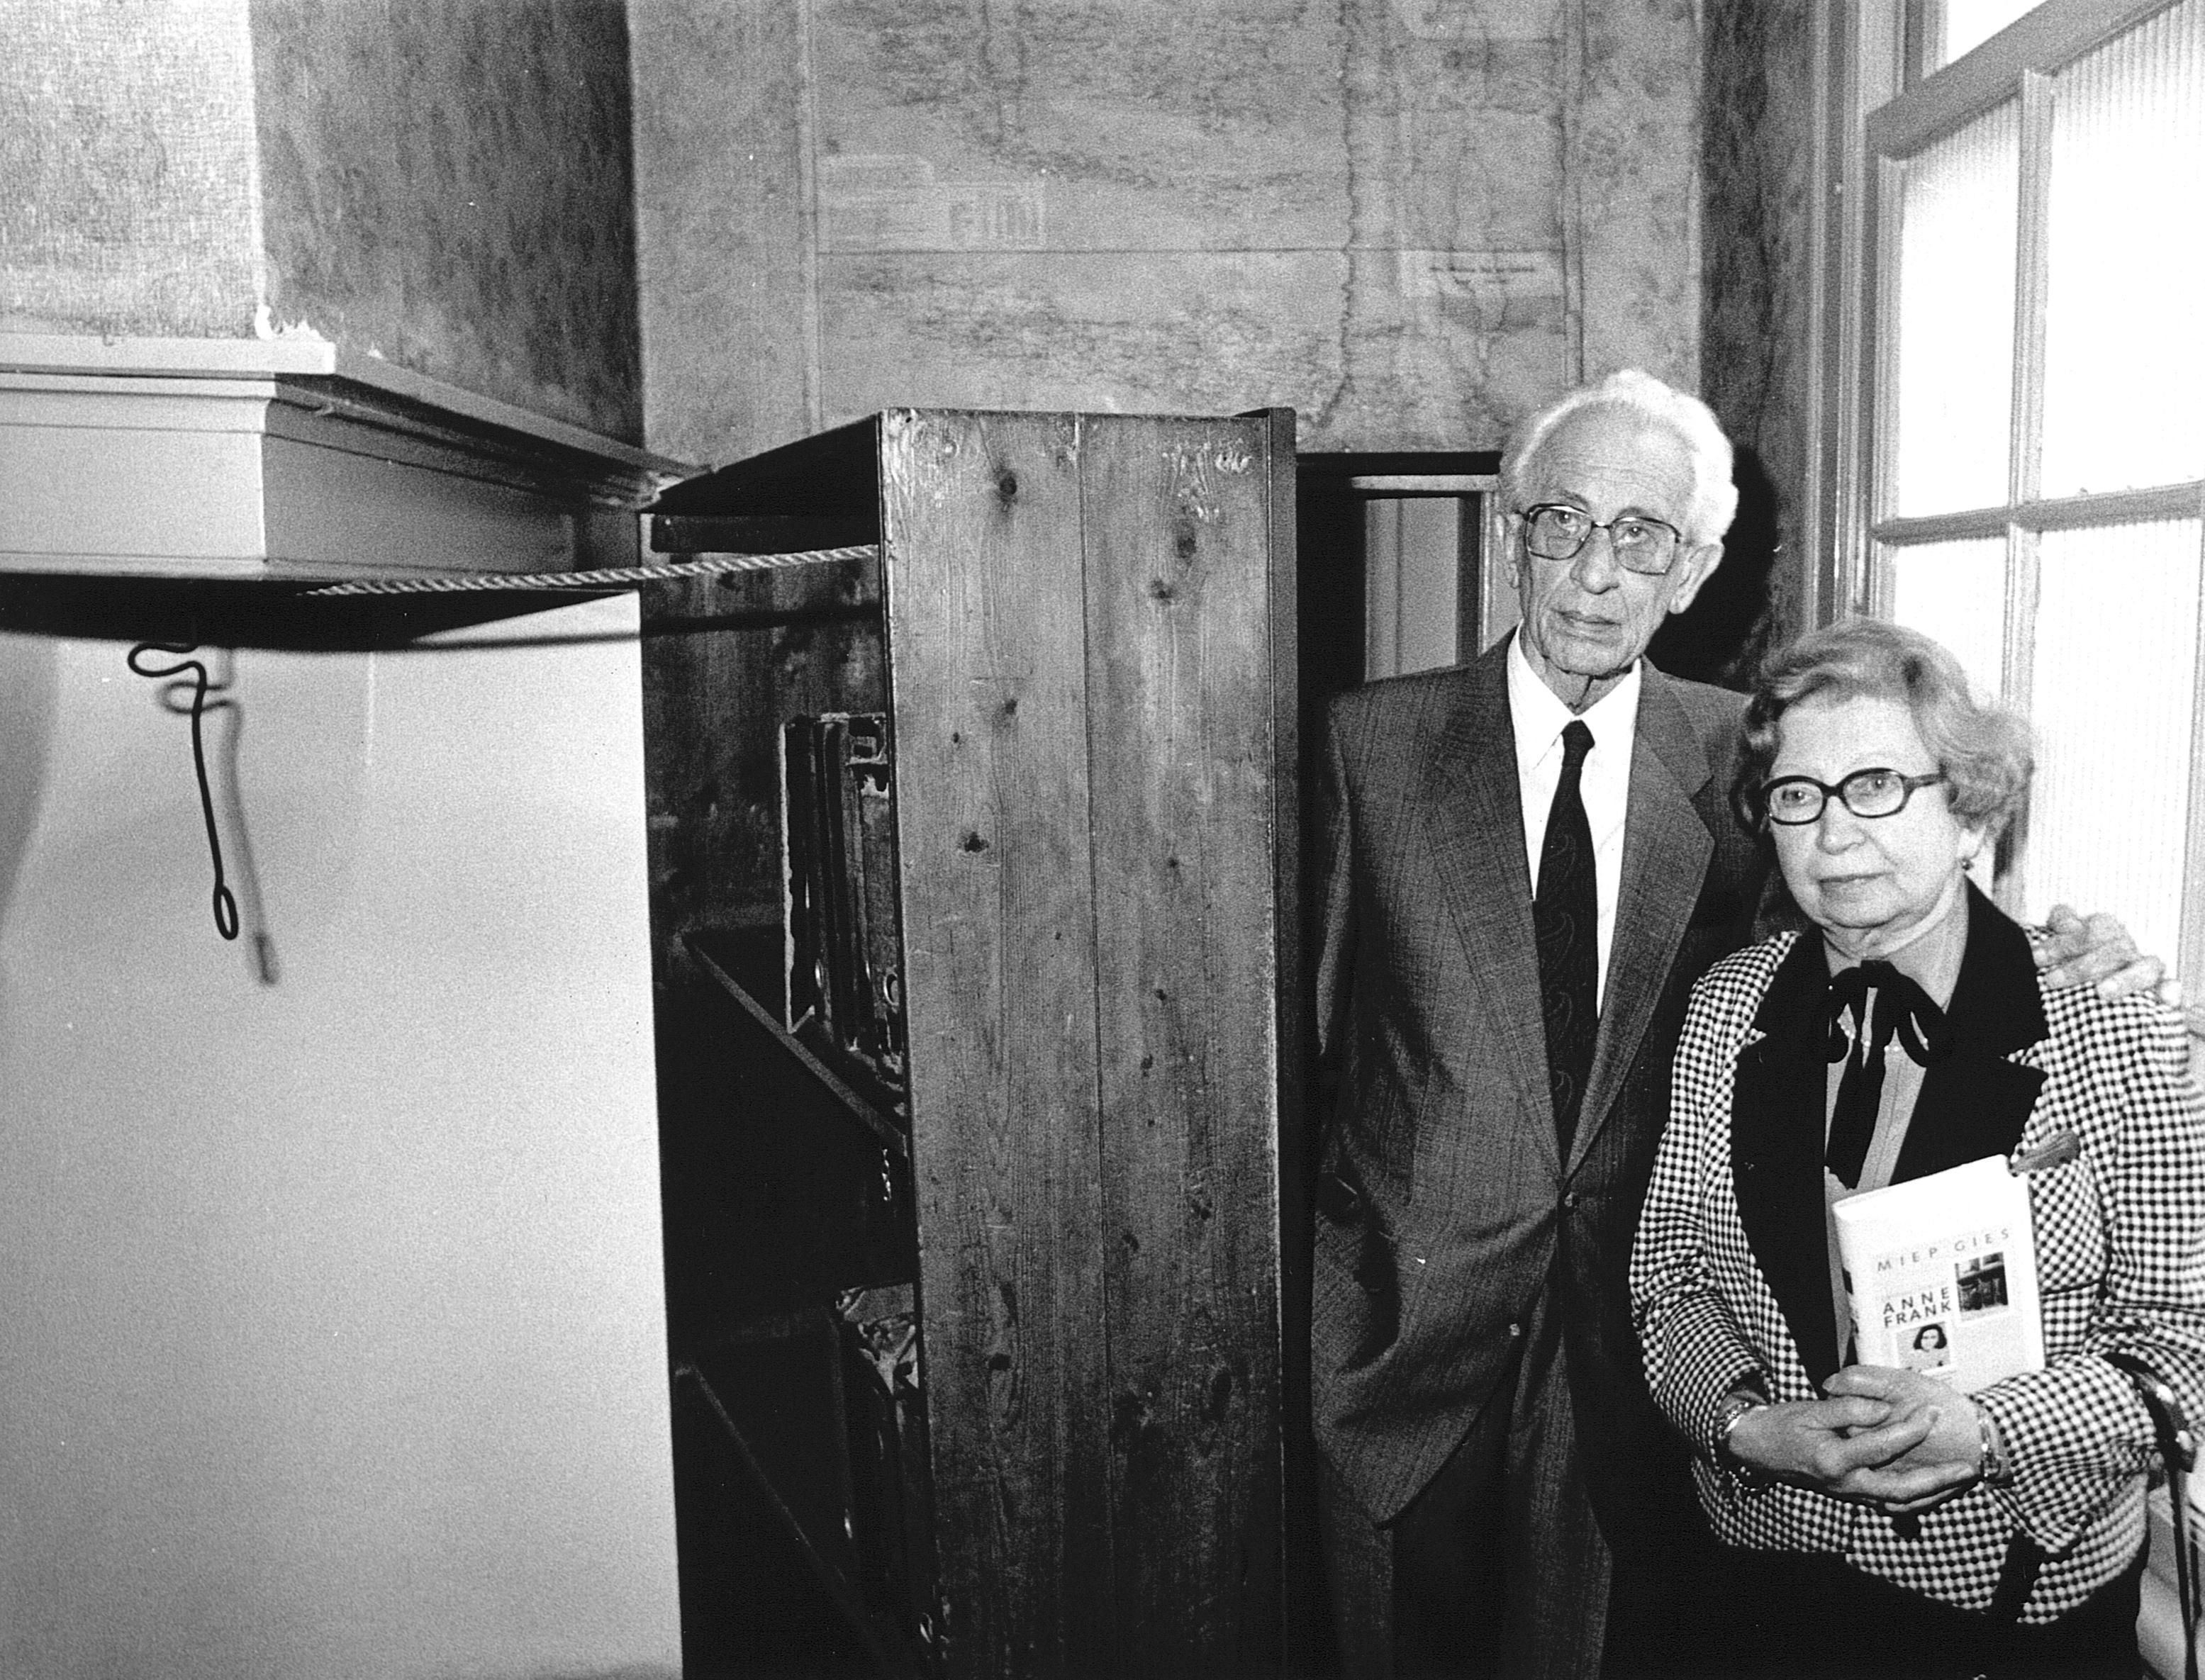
{"left": 1569, "top": 666, "right": 1716, "bottom": 1171}
{"left": 1892, "top": 883, "right": 2048, "bottom": 1182}
{"left": 1730, "top": 932, "right": 1846, "bottom": 1388}
{"left": 1422, "top": 643, "right": 1553, "bottom": 1160}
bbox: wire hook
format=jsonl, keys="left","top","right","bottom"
{"left": 127, "top": 642, "right": 240, "bottom": 942}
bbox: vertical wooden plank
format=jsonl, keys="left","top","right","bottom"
{"left": 1080, "top": 414, "right": 1285, "bottom": 1673}
{"left": 1263, "top": 407, "right": 1310, "bottom": 1674}
{"left": 880, "top": 410, "right": 1115, "bottom": 1677}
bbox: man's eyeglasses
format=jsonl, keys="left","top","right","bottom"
{"left": 1760, "top": 768, "right": 1948, "bottom": 827}
{"left": 1517, "top": 503, "right": 1685, "bottom": 575}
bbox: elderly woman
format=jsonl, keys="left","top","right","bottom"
{"left": 1631, "top": 617, "right": 2205, "bottom": 1679}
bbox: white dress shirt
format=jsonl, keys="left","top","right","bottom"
{"left": 1507, "top": 632, "right": 1641, "bottom": 1011}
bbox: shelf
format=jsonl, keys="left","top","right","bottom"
{"left": 648, "top": 408, "right": 1296, "bottom": 1674}
{"left": 674, "top": 1346, "right": 930, "bottom": 1679}
{"left": 686, "top": 927, "right": 907, "bottom": 1160}
{"left": 0, "top": 570, "right": 637, "bottom": 651}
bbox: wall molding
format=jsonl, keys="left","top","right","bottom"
{"left": 0, "top": 335, "right": 691, "bottom": 580}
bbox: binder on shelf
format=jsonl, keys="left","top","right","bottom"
{"left": 780, "top": 712, "right": 908, "bottom": 1107}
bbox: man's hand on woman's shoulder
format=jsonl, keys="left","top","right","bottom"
{"left": 2035, "top": 903, "right": 2172, "bottom": 1000}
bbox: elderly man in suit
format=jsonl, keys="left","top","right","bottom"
{"left": 1309, "top": 369, "right": 2150, "bottom": 1679}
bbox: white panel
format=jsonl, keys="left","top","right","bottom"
{"left": 1364, "top": 498, "right": 1402, "bottom": 678}
{"left": 1887, "top": 538, "right": 2010, "bottom": 698}
{"left": 1363, "top": 497, "right": 1461, "bottom": 677}
{"left": 0, "top": 398, "right": 269, "bottom": 564}
{"left": 2022, "top": 519, "right": 2202, "bottom": 965}
{"left": 1892, "top": 102, "right": 2020, "bottom": 516}
{"left": 0, "top": 359, "right": 665, "bottom": 579}
{"left": 0, "top": 596, "right": 681, "bottom": 1679}
{"left": 2041, "top": 0, "right": 2205, "bottom": 496}
{"left": 1395, "top": 497, "right": 1462, "bottom": 674}
{"left": 262, "top": 435, "right": 570, "bottom": 573}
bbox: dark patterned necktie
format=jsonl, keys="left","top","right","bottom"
{"left": 1824, "top": 960, "right": 1952, "bottom": 1188}
{"left": 1535, "top": 721, "right": 1598, "bottom": 1155}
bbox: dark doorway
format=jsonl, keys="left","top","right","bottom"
{"left": 1286, "top": 447, "right": 1501, "bottom": 1673}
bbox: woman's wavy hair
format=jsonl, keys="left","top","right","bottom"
{"left": 1731, "top": 617, "right": 2033, "bottom": 841}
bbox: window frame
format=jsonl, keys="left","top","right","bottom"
{"left": 1813, "top": 0, "right": 2205, "bottom": 1000}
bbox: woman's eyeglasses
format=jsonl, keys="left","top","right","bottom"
{"left": 1760, "top": 768, "right": 1947, "bottom": 826}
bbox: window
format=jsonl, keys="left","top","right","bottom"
{"left": 1843, "top": 0, "right": 2205, "bottom": 987}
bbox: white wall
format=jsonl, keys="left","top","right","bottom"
{"left": 0, "top": 594, "right": 680, "bottom": 1679}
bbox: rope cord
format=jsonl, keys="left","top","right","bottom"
{"left": 123, "top": 546, "right": 877, "bottom": 943}
{"left": 303, "top": 544, "right": 880, "bottom": 597}
{"left": 127, "top": 644, "right": 240, "bottom": 943}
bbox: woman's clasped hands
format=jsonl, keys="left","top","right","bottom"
{"left": 1725, "top": 1365, "right": 1987, "bottom": 1516}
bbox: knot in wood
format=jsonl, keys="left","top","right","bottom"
{"left": 1110, "top": 1389, "right": 1154, "bottom": 1452}
{"left": 1202, "top": 1367, "right": 1234, "bottom": 1428}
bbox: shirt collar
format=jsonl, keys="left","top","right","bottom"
{"left": 1506, "top": 629, "right": 1643, "bottom": 761}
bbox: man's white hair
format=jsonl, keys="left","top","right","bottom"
{"left": 1499, "top": 369, "right": 1739, "bottom": 548}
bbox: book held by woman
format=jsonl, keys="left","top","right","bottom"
{"left": 1833, "top": 1150, "right": 2048, "bottom": 1393}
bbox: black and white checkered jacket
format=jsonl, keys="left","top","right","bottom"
{"left": 1631, "top": 883, "right": 2205, "bottom": 1621}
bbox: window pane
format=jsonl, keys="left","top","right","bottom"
{"left": 2021, "top": 519, "right": 2201, "bottom": 964}
{"left": 1939, "top": 1, "right": 2041, "bottom": 69}
{"left": 2041, "top": 0, "right": 2205, "bottom": 496}
{"left": 1887, "top": 539, "right": 2009, "bottom": 698}
{"left": 1891, "top": 103, "right": 2019, "bottom": 516}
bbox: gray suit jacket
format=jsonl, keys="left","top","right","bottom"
{"left": 1310, "top": 636, "right": 1768, "bottom": 1546}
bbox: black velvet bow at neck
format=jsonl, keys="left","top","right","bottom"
{"left": 1824, "top": 958, "right": 1954, "bottom": 1189}
{"left": 1826, "top": 960, "right": 1955, "bottom": 1068}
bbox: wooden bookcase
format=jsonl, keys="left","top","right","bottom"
{"left": 644, "top": 408, "right": 1298, "bottom": 1677}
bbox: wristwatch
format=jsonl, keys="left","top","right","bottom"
{"left": 1977, "top": 1405, "right": 2016, "bottom": 1486}
{"left": 1713, "top": 1387, "right": 1769, "bottom": 1468}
